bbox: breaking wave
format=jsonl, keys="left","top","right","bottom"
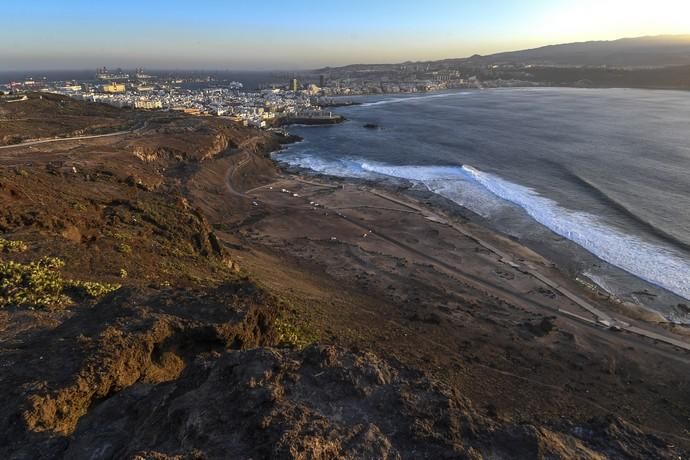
{"left": 360, "top": 92, "right": 471, "bottom": 107}
{"left": 276, "top": 151, "right": 690, "bottom": 300}
{"left": 562, "top": 168, "right": 690, "bottom": 253}
{"left": 460, "top": 165, "right": 690, "bottom": 300}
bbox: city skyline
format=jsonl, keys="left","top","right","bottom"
{"left": 2, "top": 0, "right": 690, "bottom": 71}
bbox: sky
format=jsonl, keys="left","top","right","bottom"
{"left": 1, "top": 0, "right": 689, "bottom": 71}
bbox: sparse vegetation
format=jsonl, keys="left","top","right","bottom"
{"left": 274, "top": 317, "right": 317, "bottom": 350}
{"left": 212, "top": 223, "right": 233, "bottom": 232}
{"left": 71, "top": 202, "right": 87, "bottom": 212}
{"left": 116, "top": 243, "right": 132, "bottom": 254}
{"left": 0, "top": 238, "right": 28, "bottom": 253}
{"left": 65, "top": 279, "right": 121, "bottom": 299}
{"left": 0, "top": 257, "right": 70, "bottom": 308}
{"left": 0, "top": 256, "right": 121, "bottom": 309}
{"left": 110, "top": 231, "right": 130, "bottom": 241}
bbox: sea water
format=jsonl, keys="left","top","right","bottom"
{"left": 276, "top": 88, "right": 690, "bottom": 323}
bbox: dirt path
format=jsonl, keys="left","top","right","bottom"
{"left": 367, "top": 188, "right": 690, "bottom": 352}
{"left": 243, "top": 174, "right": 690, "bottom": 355}
{"left": 0, "top": 130, "right": 132, "bottom": 150}
{"left": 0, "top": 120, "right": 150, "bottom": 151}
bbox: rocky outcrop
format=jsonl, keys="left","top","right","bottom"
{"left": 0, "top": 283, "right": 278, "bottom": 458}
{"left": 132, "top": 145, "right": 188, "bottom": 163}
{"left": 129, "top": 119, "right": 257, "bottom": 165}
{"left": 18, "top": 345, "right": 676, "bottom": 460}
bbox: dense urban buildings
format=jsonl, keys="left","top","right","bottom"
{"left": 1, "top": 69, "right": 353, "bottom": 129}
{"left": 1, "top": 59, "right": 546, "bottom": 130}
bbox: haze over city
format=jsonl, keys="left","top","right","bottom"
{"left": 3, "top": 0, "right": 690, "bottom": 70}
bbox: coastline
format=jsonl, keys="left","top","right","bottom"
{"left": 274, "top": 86, "right": 690, "bottom": 324}
{"left": 3, "top": 94, "right": 690, "bottom": 454}
{"left": 240, "top": 136, "right": 689, "bottom": 343}
{"left": 270, "top": 137, "right": 689, "bottom": 327}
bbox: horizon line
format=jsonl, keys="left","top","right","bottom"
{"left": 2, "top": 33, "right": 690, "bottom": 75}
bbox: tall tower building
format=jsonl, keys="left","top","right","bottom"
{"left": 290, "top": 78, "right": 299, "bottom": 92}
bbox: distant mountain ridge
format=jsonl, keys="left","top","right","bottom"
{"left": 463, "top": 35, "right": 690, "bottom": 68}
{"left": 318, "top": 35, "right": 690, "bottom": 71}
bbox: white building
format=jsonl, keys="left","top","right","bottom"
{"left": 134, "top": 99, "right": 162, "bottom": 110}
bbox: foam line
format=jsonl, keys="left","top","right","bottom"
{"left": 461, "top": 165, "right": 690, "bottom": 300}
{"left": 359, "top": 92, "right": 470, "bottom": 107}
{"left": 275, "top": 151, "right": 690, "bottom": 301}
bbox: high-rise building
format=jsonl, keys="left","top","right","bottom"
{"left": 319, "top": 75, "right": 325, "bottom": 88}
{"left": 290, "top": 78, "right": 299, "bottom": 92}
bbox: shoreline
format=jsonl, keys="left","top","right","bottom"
{"left": 271, "top": 89, "right": 690, "bottom": 324}
{"left": 271, "top": 163, "right": 690, "bottom": 344}
{"left": 270, "top": 146, "right": 688, "bottom": 329}
{"left": 320, "top": 84, "right": 690, "bottom": 99}
{"left": 269, "top": 136, "right": 690, "bottom": 330}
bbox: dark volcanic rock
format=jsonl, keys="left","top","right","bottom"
{"left": 4, "top": 344, "right": 675, "bottom": 460}
{"left": 0, "top": 284, "right": 279, "bottom": 459}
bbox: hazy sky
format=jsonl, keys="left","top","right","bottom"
{"left": 2, "top": 0, "right": 689, "bottom": 70}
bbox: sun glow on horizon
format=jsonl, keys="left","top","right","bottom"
{"left": 527, "top": 0, "right": 690, "bottom": 44}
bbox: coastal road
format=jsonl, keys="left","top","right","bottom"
{"left": 224, "top": 153, "right": 254, "bottom": 198}
{"left": 0, "top": 130, "right": 130, "bottom": 150}
{"left": 0, "top": 121, "right": 149, "bottom": 151}
{"left": 366, "top": 188, "right": 690, "bottom": 352}
{"left": 247, "top": 175, "right": 690, "bottom": 354}
{"left": 370, "top": 190, "right": 690, "bottom": 351}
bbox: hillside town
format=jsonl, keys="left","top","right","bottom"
{"left": 0, "top": 69, "right": 345, "bottom": 129}
{"left": 0, "top": 63, "right": 546, "bottom": 129}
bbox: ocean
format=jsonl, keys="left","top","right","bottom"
{"left": 275, "top": 88, "right": 690, "bottom": 323}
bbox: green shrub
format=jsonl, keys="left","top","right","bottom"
{"left": 0, "top": 238, "right": 28, "bottom": 253}
{"left": 274, "top": 317, "right": 316, "bottom": 350}
{"left": 71, "top": 202, "right": 87, "bottom": 212}
{"left": 0, "top": 257, "right": 70, "bottom": 308}
{"left": 65, "top": 280, "right": 121, "bottom": 299}
{"left": 0, "top": 256, "right": 121, "bottom": 309}
{"left": 116, "top": 243, "right": 132, "bottom": 254}
{"left": 111, "top": 232, "right": 129, "bottom": 241}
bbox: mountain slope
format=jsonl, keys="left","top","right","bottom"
{"left": 466, "top": 35, "right": 690, "bottom": 68}
{"left": 317, "top": 35, "right": 690, "bottom": 71}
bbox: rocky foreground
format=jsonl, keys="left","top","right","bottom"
{"left": 1, "top": 94, "right": 688, "bottom": 459}
{"left": 1, "top": 287, "right": 676, "bottom": 459}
